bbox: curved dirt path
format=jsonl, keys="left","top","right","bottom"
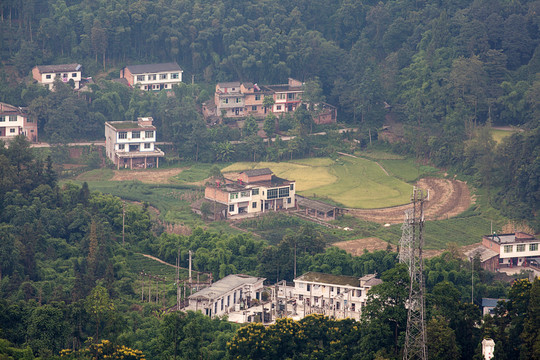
{"left": 347, "top": 177, "right": 473, "bottom": 224}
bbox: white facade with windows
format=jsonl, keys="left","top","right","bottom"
{"left": 32, "top": 64, "right": 82, "bottom": 90}
{"left": 482, "top": 232, "right": 540, "bottom": 268}
{"left": 105, "top": 117, "right": 164, "bottom": 169}
{"left": 121, "top": 62, "right": 183, "bottom": 91}
{"left": 204, "top": 168, "right": 296, "bottom": 217}
{"left": 293, "top": 272, "right": 382, "bottom": 320}
{"left": 185, "top": 274, "right": 265, "bottom": 318}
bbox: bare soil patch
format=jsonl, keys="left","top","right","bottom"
{"left": 347, "top": 177, "right": 473, "bottom": 224}
{"left": 111, "top": 168, "right": 184, "bottom": 183}
{"left": 333, "top": 237, "right": 443, "bottom": 258}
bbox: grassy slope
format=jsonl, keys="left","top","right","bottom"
{"left": 76, "top": 155, "right": 506, "bottom": 250}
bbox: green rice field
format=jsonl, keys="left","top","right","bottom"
{"left": 222, "top": 156, "right": 414, "bottom": 208}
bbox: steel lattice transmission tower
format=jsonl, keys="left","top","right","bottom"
{"left": 402, "top": 188, "right": 428, "bottom": 360}
{"left": 399, "top": 209, "right": 413, "bottom": 266}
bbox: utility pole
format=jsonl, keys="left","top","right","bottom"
{"left": 122, "top": 201, "right": 125, "bottom": 246}
{"left": 403, "top": 188, "right": 428, "bottom": 360}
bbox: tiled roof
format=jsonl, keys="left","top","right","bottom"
{"left": 217, "top": 82, "right": 241, "bottom": 88}
{"left": 189, "top": 274, "right": 264, "bottom": 301}
{"left": 36, "top": 64, "right": 81, "bottom": 73}
{"left": 241, "top": 168, "right": 273, "bottom": 177}
{"left": 125, "top": 62, "right": 182, "bottom": 74}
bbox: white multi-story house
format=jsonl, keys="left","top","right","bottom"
{"left": 120, "top": 62, "right": 183, "bottom": 91}
{"left": 204, "top": 168, "right": 296, "bottom": 217}
{"left": 32, "top": 64, "right": 82, "bottom": 90}
{"left": 0, "top": 102, "right": 38, "bottom": 142}
{"left": 293, "top": 272, "right": 382, "bottom": 320}
{"left": 104, "top": 117, "right": 164, "bottom": 169}
{"left": 482, "top": 232, "right": 540, "bottom": 268}
{"left": 185, "top": 274, "right": 266, "bottom": 318}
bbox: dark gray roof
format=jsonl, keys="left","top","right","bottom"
{"left": 296, "top": 195, "right": 340, "bottom": 212}
{"left": 218, "top": 82, "right": 241, "bottom": 88}
{"left": 189, "top": 274, "right": 264, "bottom": 301}
{"left": 482, "top": 298, "right": 507, "bottom": 308}
{"left": 464, "top": 246, "right": 499, "bottom": 262}
{"left": 241, "top": 168, "right": 273, "bottom": 177}
{"left": 36, "top": 64, "right": 81, "bottom": 73}
{"left": 125, "top": 62, "right": 182, "bottom": 74}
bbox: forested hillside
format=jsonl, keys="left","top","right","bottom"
{"left": 1, "top": 0, "right": 540, "bottom": 127}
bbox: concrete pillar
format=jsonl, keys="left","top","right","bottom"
{"left": 130, "top": 157, "right": 133, "bottom": 169}
{"left": 156, "top": 157, "right": 159, "bottom": 168}
{"left": 144, "top": 156, "right": 147, "bottom": 169}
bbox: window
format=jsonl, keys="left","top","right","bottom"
{"left": 290, "top": 184, "right": 294, "bottom": 190}
{"left": 252, "top": 202, "right": 257, "bottom": 209}
{"left": 227, "top": 295, "right": 230, "bottom": 306}
{"left": 236, "top": 98, "right": 241, "bottom": 103}
{"left": 0, "top": 116, "right": 4, "bottom": 122}
{"left": 10, "top": 128, "right": 16, "bottom": 133}
{"left": 357, "top": 290, "right": 362, "bottom": 297}
{"left": 252, "top": 188, "right": 259, "bottom": 195}
{"left": 72, "top": 73, "right": 77, "bottom": 77}
{"left": 223, "top": 98, "right": 229, "bottom": 104}
{"left": 9, "top": 116, "right": 16, "bottom": 122}
{"left": 516, "top": 244, "right": 525, "bottom": 252}
{"left": 337, "top": 287, "right": 340, "bottom": 294}
{"left": 132, "top": 131, "right": 140, "bottom": 139}
{"left": 504, "top": 245, "right": 513, "bottom": 253}
{"left": 26, "top": 117, "right": 33, "bottom": 123}
{"left": 241, "top": 191, "right": 250, "bottom": 197}
{"left": 137, "top": 75, "right": 145, "bottom": 81}
{"left": 276, "top": 105, "right": 282, "bottom": 111}
{"left": 299, "top": 294, "right": 303, "bottom": 300}
{"left": 278, "top": 187, "right": 289, "bottom": 198}
{"left": 145, "top": 130, "right": 154, "bottom": 138}
{"left": 531, "top": 243, "right": 539, "bottom": 251}
{"left": 170, "top": 73, "right": 179, "bottom": 79}
{"left": 229, "top": 204, "right": 234, "bottom": 212}
{"left": 351, "top": 303, "right": 356, "bottom": 311}
{"left": 307, "top": 284, "right": 311, "bottom": 291}
{"left": 144, "top": 143, "right": 151, "bottom": 149}
{"left": 252, "top": 106, "right": 257, "bottom": 111}
{"left": 144, "top": 85, "right": 148, "bottom": 90}
{"left": 118, "top": 132, "right": 127, "bottom": 139}
{"left": 233, "top": 292, "right": 237, "bottom": 303}
{"left": 149, "top": 74, "right": 156, "bottom": 81}
{"left": 62, "top": 73, "right": 68, "bottom": 78}
{"left": 230, "top": 193, "right": 238, "bottom": 200}
{"left": 330, "top": 287, "right": 334, "bottom": 292}
{"left": 287, "top": 198, "right": 291, "bottom": 204}
{"left": 118, "top": 144, "right": 125, "bottom": 150}
{"left": 288, "top": 93, "right": 295, "bottom": 99}
{"left": 277, "top": 93, "right": 285, "bottom": 100}
{"left": 160, "top": 73, "right": 167, "bottom": 80}
{"left": 255, "top": 95, "right": 261, "bottom": 100}
{"left": 267, "top": 188, "right": 278, "bottom": 199}
{"left": 45, "top": 74, "right": 52, "bottom": 79}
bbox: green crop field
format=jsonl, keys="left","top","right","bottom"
{"left": 223, "top": 156, "right": 413, "bottom": 208}
{"left": 378, "top": 159, "right": 439, "bottom": 182}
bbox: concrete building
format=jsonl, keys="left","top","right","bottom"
{"left": 482, "top": 232, "right": 540, "bottom": 269}
{"left": 185, "top": 274, "right": 265, "bottom": 318}
{"left": 211, "top": 78, "right": 337, "bottom": 124}
{"left": 120, "top": 62, "right": 183, "bottom": 91}
{"left": 0, "top": 102, "right": 37, "bottom": 142}
{"left": 204, "top": 168, "right": 296, "bottom": 218}
{"left": 293, "top": 272, "right": 382, "bottom": 320}
{"left": 32, "top": 64, "right": 82, "bottom": 90}
{"left": 104, "top": 117, "right": 164, "bottom": 169}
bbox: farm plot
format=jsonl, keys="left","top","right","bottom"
{"left": 222, "top": 157, "right": 413, "bottom": 208}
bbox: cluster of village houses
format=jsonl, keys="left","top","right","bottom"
{"left": 3, "top": 62, "right": 539, "bottom": 331}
